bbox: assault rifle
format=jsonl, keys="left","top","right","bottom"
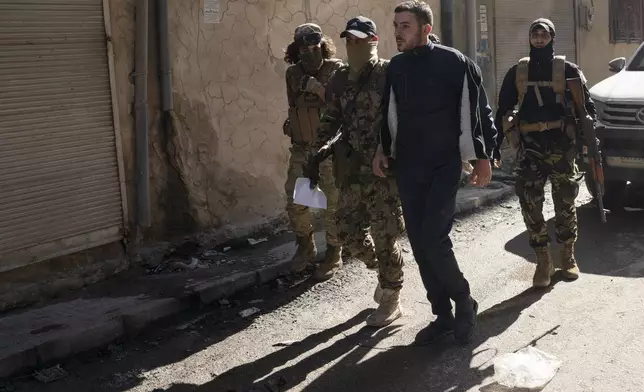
{"left": 567, "top": 77, "right": 607, "bottom": 223}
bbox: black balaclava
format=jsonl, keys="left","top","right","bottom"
{"left": 529, "top": 18, "right": 556, "bottom": 63}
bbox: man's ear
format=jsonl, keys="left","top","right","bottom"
{"left": 424, "top": 24, "right": 433, "bottom": 35}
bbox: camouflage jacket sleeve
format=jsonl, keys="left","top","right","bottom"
{"left": 284, "top": 65, "right": 298, "bottom": 108}
{"left": 565, "top": 62, "right": 597, "bottom": 121}
{"left": 312, "top": 70, "right": 344, "bottom": 152}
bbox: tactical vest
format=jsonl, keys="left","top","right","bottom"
{"left": 514, "top": 55, "right": 568, "bottom": 133}
{"left": 516, "top": 55, "right": 566, "bottom": 111}
{"left": 287, "top": 59, "right": 340, "bottom": 144}
{"left": 327, "top": 59, "right": 389, "bottom": 183}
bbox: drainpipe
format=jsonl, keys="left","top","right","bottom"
{"left": 440, "top": 0, "right": 453, "bottom": 47}
{"left": 157, "top": 0, "right": 172, "bottom": 112}
{"left": 465, "top": 0, "right": 477, "bottom": 60}
{"left": 135, "top": 0, "right": 150, "bottom": 228}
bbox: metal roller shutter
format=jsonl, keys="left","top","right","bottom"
{"left": 494, "top": 0, "right": 577, "bottom": 101}
{"left": 0, "top": 0, "right": 124, "bottom": 272}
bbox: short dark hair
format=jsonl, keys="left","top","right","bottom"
{"left": 283, "top": 36, "right": 337, "bottom": 65}
{"left": 394, "top": 0, "right": 434, "bottom": 26}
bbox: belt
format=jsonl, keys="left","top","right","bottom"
{"left": 519, "top": 120, "right": 564, "bottom": 133}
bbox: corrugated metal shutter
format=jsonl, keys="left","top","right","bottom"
{"left": 0, "top": 0, "right": 124, "bottom": 272}
{"left": 494, "top": 0, "right": 577, "bottom": 101}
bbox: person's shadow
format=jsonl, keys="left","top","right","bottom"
{"left": 161, "top": 309, "right": 392, "bottom": 392}
{"left": 161, "top": 284, "right": 557, "bottom": 392}
{"left": 505, "top": 201, "right": 644, "bottom": 279}
{"left": 298, "top": 285, "right": 558, "bottom": 392}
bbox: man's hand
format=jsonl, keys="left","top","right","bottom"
{"left": 372, "top": 145, "right": 388, "bottom": 178}
{"left": 302, "top": 156, "right": 321, "bottom": 189}
{"left": 469, "top": 159, "right": 492, "bottom": 187}
{"left": 301, "top": 76, "right": 325, "bottom": 99}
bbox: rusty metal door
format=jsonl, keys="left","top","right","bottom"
{"left": 0, "top": 0, "right": 125, "bottom": 272}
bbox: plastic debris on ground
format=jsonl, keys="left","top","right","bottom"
{"left": 247, "top": 237, "right": 268, "bottom": 246}
{"left": 33, "top": 365, "right": 68, "bottom": 383}
{"left": 239, "top": 307, "right": 260, "bottom": 318}
{"left": 493, "top": 346, "right": 562, "bottom": 389}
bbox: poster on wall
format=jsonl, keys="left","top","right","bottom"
{"left": 204, "top": 0, "right": 221, "bottom": 24}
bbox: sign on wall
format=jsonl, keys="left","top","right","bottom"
{"left": 204, "top": 0, "right": 221, "bottom": 24}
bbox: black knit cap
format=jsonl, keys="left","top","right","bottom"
{"left": 530, "top": 18, "right": 555, "bottom": 37}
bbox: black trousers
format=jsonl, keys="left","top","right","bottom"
{"left": 396, "top": 159, "right": 471, "bottom": 316}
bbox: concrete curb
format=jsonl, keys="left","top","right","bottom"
{"left": 0, "top": 259, "right": 294, "bottom": 379}
{"left": 194, "top": 258, "right": 293, "bottom": 305}
{"left": 0, "top": 184, "right": 512, "bottom": 379}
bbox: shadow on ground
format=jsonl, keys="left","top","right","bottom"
{"left": 159, "top": 285, "right": 557, "bottom": 392}
{"left": 9, "top": 256, "right": 345, "bottom": 392}
{"left": 505, "top": 201, "right": 644, "bottom": 278}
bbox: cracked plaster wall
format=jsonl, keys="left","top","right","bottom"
{"left": 109, "top": 0, "right": 440, "bottom": 242}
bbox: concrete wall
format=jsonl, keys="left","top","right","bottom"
{"left": 111, "top": 0, "right": 440, "bottom": 243}
{"left": 0, "top": 0, "right": 442, "bottom": 313}
{"left": 577, "top": 0, "right": 641, "bottom": 86}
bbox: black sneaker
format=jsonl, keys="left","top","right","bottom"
{"left": 414, "top": 315, "right": 455, "bottom": 345}
{"left": 454, "top": 297, "right": 478, "bottom": 345}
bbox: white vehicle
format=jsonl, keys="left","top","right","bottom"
{"left": 587, "top": 42, "right": 644, "bottom": 210}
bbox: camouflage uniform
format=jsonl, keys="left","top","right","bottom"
{"left": 313, "top": 55, "right": 405, "bottom": 327}
{"left": 495, "top": 18, "right": 596, "bottom": 287}
{"left": 284, "top": 57, "right": 343, "bottom": 273}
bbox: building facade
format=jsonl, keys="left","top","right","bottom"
{"left": 0, "top": 0, "right": 440, "bottom": 311}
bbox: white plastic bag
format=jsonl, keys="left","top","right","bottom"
{"left": 493, "top": 346, "right": 562, "bottom": 389}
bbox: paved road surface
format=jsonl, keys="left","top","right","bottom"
{"left": 9, "top": 184, "right": 644, "bottom": 392}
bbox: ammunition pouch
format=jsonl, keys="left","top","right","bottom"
{"left": 503, "top": 112, "right": 522, "bottom": 150}
{"left": 288, "top": 107, "right": 321, "bottom": 144}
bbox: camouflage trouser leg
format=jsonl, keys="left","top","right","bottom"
{"left": 368, "top": 178, "right": 405, "bottom": 290}
{"left": 284, "top": 144, "right": 340, "bottom": 244}
{"left": 550, "top": 170, "right": 579, "bottom": 245}
{"left": 335, "top": 183, "right": 377, "bottom": 266}
{"left": 318, "top": 158, "right": 341, "bottom": 246}
{"left": 285, "top": 145, "right": 313, "bottom": 237}
{"left": 516, "top": 147, "right": 579, "bottom": 248}
{"left": 337, "top": 178, "right": 405, "bottom": 289}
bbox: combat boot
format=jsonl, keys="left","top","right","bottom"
{"left": 313, "top": 245, "right": 343, "bottom": 281}
{"left": 364, "top": 257, "right": 379, "bottom": 271}
{"left": 533, "top": 246, "right": 555, "bottom": 288}
{"left": 366, "top": 288, "right": 402, "bottom": 327}
{"left": 373, "top": 282, "right": 383, "bottom": 304}
{"left": 560, "top": 243, "right": 580, "bottom": 281}
{"left": 290, "top": 233, "right": 316, "bottom": 273}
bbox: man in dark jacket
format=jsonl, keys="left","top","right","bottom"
{"left": 373, "top": 0, "right": 497, "bottom": 345}
{"left": 494, "top": 18, "right": 596, "bottom": 288}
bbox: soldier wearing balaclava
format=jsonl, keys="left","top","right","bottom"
{"left": 494, "top": 18, "right": 597, "bottom": 289}
{"left": 304, "top": 16, "right": 406, "bottom": 329}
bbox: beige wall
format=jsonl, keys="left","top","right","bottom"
{"left": 109, "top": 0, "right": 440, "bottom": 242}
{"left": 578, "top": 0, "right": 641, "bottom": 86}
{"left": 0, "top": 0, "right": 443, "bottom": 313}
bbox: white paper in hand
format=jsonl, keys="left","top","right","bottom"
{"left": 293, "top": 177, "right": 327, "bottom": 209}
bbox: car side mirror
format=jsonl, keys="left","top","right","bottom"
{"left": 608, "top": 57, "right": 626, "bottom": 73}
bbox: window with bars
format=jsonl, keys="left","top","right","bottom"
{"left": 610, "top": 0, "right": 644, "bottom": 43}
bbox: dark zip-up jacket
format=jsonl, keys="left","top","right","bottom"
{"left": 380, "top": 42, "right": 497, "bottom": 179}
